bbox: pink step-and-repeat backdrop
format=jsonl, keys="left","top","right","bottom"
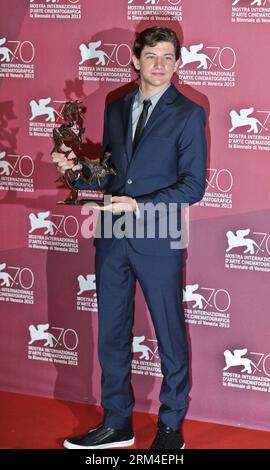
{"left": 1, "top": 0, "right": 270, "bottom": 431}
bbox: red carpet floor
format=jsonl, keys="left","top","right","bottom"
{"left": 0, "top": 391, "right": 269, "bottom": 449}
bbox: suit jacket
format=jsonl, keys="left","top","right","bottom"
{"left": 76, "top": 83, "right": 207, "bottom": 255}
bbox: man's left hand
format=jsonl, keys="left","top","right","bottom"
{"left": 99, "top": 196, "right": 136, "bottom": 213}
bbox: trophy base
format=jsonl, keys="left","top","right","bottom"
{"left": 57, "top": 198, "right": 105, "bottom": 206}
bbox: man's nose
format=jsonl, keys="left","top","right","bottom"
{"left": 154, "top": 57, "right": 164, "bottom": 68}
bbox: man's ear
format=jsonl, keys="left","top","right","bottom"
{"left": 132, "top": 54, "right": 140, "bottom": 71}
{"left": 174, "top": 59, "right": 180, "bottom": 72}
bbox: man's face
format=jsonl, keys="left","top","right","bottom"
{"left": 132, "top": 41, "right": 179, "bottom": 92}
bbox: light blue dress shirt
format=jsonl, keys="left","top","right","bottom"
{"left": 132, "top": 84, "right": 171, "bottom": 139}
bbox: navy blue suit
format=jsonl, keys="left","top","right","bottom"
{"left": 76, "top": 84, "right": 207, "bottom": 430}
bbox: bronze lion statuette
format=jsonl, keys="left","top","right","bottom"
{"left": 52, "top": 100, "right": 116, "bottom": 204}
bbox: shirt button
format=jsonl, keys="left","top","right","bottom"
{"left": 127, "top": 179, "right": 132, "bottom": 184}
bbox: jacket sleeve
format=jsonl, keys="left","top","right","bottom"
{"left": 73, "top": 105, "right": 111, "bottom": 191}
{"left": 135, "top": 106, "right": 207, "bottom": 206}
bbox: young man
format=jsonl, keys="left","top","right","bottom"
{"left": 53, "top": 27, "right": 207, "bottom": 449}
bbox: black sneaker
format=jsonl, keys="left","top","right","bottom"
{"left": 63, "top": 424, "right": 135, "bottom": 449}
{"left": 150, "top": 420, "right": 185, "bottom": 449}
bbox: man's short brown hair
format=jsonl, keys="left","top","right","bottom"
{"left": 133, "top": 27, "right": 181, "bottom": 60}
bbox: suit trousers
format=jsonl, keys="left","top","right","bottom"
{"left": 95, "top": 237, "right": 189, "bottom": 431}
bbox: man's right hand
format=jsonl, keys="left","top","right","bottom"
{"left": 51, "top": 143, "right": 82, "bottom": 174}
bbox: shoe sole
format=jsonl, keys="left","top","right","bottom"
{"left": 150, "top": 443, "right": 186, "bottom": 450}
{"left": 63, "top": 437, "right": 135, "bottom": 449}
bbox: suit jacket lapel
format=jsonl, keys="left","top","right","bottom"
{"left": 121, "top": 84, "right": 180, "bottom": 163}
{"left": 136, "top": 98, "right": 167, "bottom": 146}
{"left": 122, "top": 89, "right": 137, "bottom": 161}
{"left": 131, "top": 84, "right": 179, "bottom": 158}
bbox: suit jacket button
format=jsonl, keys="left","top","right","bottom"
{"left": 127, "top": 179, "right": 132, "bottom": 184}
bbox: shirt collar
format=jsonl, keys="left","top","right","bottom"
{"left": 135, "top": 83, "right": 171, "bottom": 108}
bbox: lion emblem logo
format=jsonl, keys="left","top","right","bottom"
{"left": 79, "top": 41, "right": 110, "bottom": 66}
{"left": 0, "top": 263, "right": 14, "bottom": 287}
{"left": 132, "top": 336, "right": 158, "bottom": 360}
{"left": 0, "top": 37, "right": 16, "bottom": 63}
{"left": 223, "top": 348, "right": 261, "bottom": 374}
{"left": 232, "top": 0, "right": 262, "bottom": 6}
{"left": 28, "top": 211, "right": 60, "bottom": 235}
{"left": 229, "top": 107, "right": 267, "bottom": 134}
{"left": 0, "top": 151, "right": 16, "bottom": 176}
{"left": 226, "top": 229, "right": 261, "bottom": 255}
{"left": 183, "top": 284, "right": 208, "bottom": 310}
{"left": 128, "top": 0, "right": 159, "bottom": 4}
{"left": 29, "top": 97, "right": 61, "bottom": 122}
{"left": 77, "top": 274, "right": 96, "bottom": 296}
{"left": 28, "top": 323, "right": 60, "bottom": 348}
{"left": 30, "top": 0, "right": 59, "bottom": 3}
{"left": 180, "top": 43, "right": 216, "bottom": 70}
